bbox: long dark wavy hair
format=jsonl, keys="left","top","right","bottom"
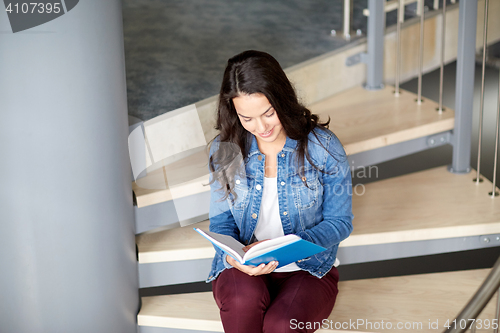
{"left": 208, "top": 50, "right": 341, "bottom": 201}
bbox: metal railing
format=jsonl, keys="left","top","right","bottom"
{"left": 472, "top": 0, "right": 500, "bottom": 198}
{"left": 443, "top": 255, "right": 500, "bottom": 333}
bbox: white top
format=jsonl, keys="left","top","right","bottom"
{"left": 254, "top": 176, "right": 340, "bottom": 271}
{"left": 254, "top": 176, "right": 301, "bottom": 272}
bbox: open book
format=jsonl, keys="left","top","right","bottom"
{"left": 195, "top": 228, "right": 326, "bottom": 268}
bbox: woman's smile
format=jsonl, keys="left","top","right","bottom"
{"left": 258, "top": 127, "right": 274, "bottom": 138}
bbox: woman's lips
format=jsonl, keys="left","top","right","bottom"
{"left": 258, "top": 127, "right": 273, "bottom": 138}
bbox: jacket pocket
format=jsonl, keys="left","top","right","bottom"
{"left": 291, "top": 168, "right": 320, "bottom": 210}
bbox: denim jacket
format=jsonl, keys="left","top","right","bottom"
{"left": 206, "top": 127, "right": 353, "bottom": 283}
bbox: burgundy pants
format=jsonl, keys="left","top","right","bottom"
{"left": 212, "top": 267, "right": 339, "bottom": 333}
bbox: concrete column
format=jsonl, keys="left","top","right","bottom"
{"left": 0, "top": 1, "right": 139, "bottom": 333}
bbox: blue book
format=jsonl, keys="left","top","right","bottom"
{"left": 194, "top": 228, "right": 326, "bottom": 268}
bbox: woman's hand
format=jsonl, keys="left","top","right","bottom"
{"left": 226, "top": 239, "right": 278, "bottom": 276}
{"left": 226, "top": 255, "right": 278, "bottom": 276}
{"left": 242, "top": 239, "right": 268, "bottom": 252}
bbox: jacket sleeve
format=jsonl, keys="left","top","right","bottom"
{"left": 208, "top": 138, "right": 241, "bottom": 268}
{"left": 296, "top": 135, "right": 354, "bottom": 249}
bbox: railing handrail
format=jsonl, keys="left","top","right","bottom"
{"left": 443, "top": 255, "right": 500, "bottom": 333}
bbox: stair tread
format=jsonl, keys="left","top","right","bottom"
{"left": 133, "top": 148, "right": 209, "bottom": 208}
{"left": 346, "top": 165, "right": 500, "bottom": 246}
{"left": 138, "top": 269, "right": 496, "bottom": 332}
{"left": 137, "top": 166, "right": 500, "bottom": 264}
{"left": 137, "top": 220, "right": 213, "bottom": 263}
{"left": 309, "top": 85, "right": 454, "bottom": 155}
{"left": 133, "top": 85, "right": 454, "bottom": 208}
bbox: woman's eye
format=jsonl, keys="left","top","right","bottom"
{"left": 243, "top": 118, "right": 252, "bottom": 122}
{"left": 266, "top": 112, "right": 275, "bottom": 118}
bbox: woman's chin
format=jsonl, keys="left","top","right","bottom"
{"left": 256, "top": 134, "right": 276, "bottom": 143}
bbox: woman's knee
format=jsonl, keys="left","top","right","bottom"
{"left": 212, "top": 269, "right": 270, "bottom": 312}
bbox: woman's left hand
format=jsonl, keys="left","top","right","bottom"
{"left": 226, "top": 239, "right": 279, "bottom": 276}
{"left": 242, "top": 239, "right": 269, "bottom": 252}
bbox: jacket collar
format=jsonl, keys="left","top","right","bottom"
{"left": 247, "top": 132, "right": 297, "bottom": 157}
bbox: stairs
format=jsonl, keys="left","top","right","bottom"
{"left": 138, "top": 270, "right": 496, "bottom": 332}
{"left": 132, "top": 86, "right": 453, "bottom": 211}
{"left": 134, "top": 84, "right": 500, "bottom": 332}
{"left": 136, "top": 165, "right": 500, "bottom": 331}
{"left": 137, "top": 165, "right": 500, "bottom": 268}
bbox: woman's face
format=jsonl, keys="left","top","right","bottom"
{"left": 233, "top": 93, "right": 286, "bottom": 147}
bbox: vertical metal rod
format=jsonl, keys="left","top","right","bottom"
{"left": 475, "top": 0, "right": 489, "bottom": 184}
{"left": 394, "top": 0, "right": 403, "bottom": 97}
{"left": 495, "top": 288, "right": 500, "bottom": 333}
{"left": 433, "top": 0, "right": 439, "bottom": 10}
{"left": 416, "top": 0, "right": 423, "bottom": 16}
{"left": 490, "top": 69, "right": 500, "bottom": 198}
{"left": 437, "top": 0, "right": 447, "bottom": 113}
{"left": 365, "top": 0, "right": 385, "bottom": 90}
{"left": 416, "top": 0, "right": 425, "bottom": 104}
{"left": 343, "top": 0, "right": 353, "bottom": 41}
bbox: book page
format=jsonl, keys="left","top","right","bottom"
{"left": 243, "top": 234, "right": 300, "bottom": 261}
{"left": 196, "top": 229, "right": 247, "bottom": 262}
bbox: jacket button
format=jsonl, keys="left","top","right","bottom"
{"left": 256, "top": 184, "right": 262, "bottom": 190}
{"left": 301, "top": 176, "right": 307, "bottom": 181}
{"left": 281, "top": 153, "right": 285, "bottom": 157}
{"left": 283, "top": 211, "right": 288, "bottom": 216}
{"left": 258, "top": 155, "right": 262, "bottom": 161}
{"left": 252, "top": 213, "right": 257, "bottom": 219}
{"left": 235, "top": 179, "right": 241, "bottom": 184}
{"left": 280, "top": 181, "right": 285, "bottom": 186}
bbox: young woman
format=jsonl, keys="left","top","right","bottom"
{"left": 207, "top": 50, "right": 353, "bottom": 333}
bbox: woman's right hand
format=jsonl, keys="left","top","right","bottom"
{"left": 226, "top": 255, "right": 278, "bottom": 276}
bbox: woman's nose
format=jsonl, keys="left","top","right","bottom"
{"left": 255, "top": 119, "right": 267, "bottom": 133}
